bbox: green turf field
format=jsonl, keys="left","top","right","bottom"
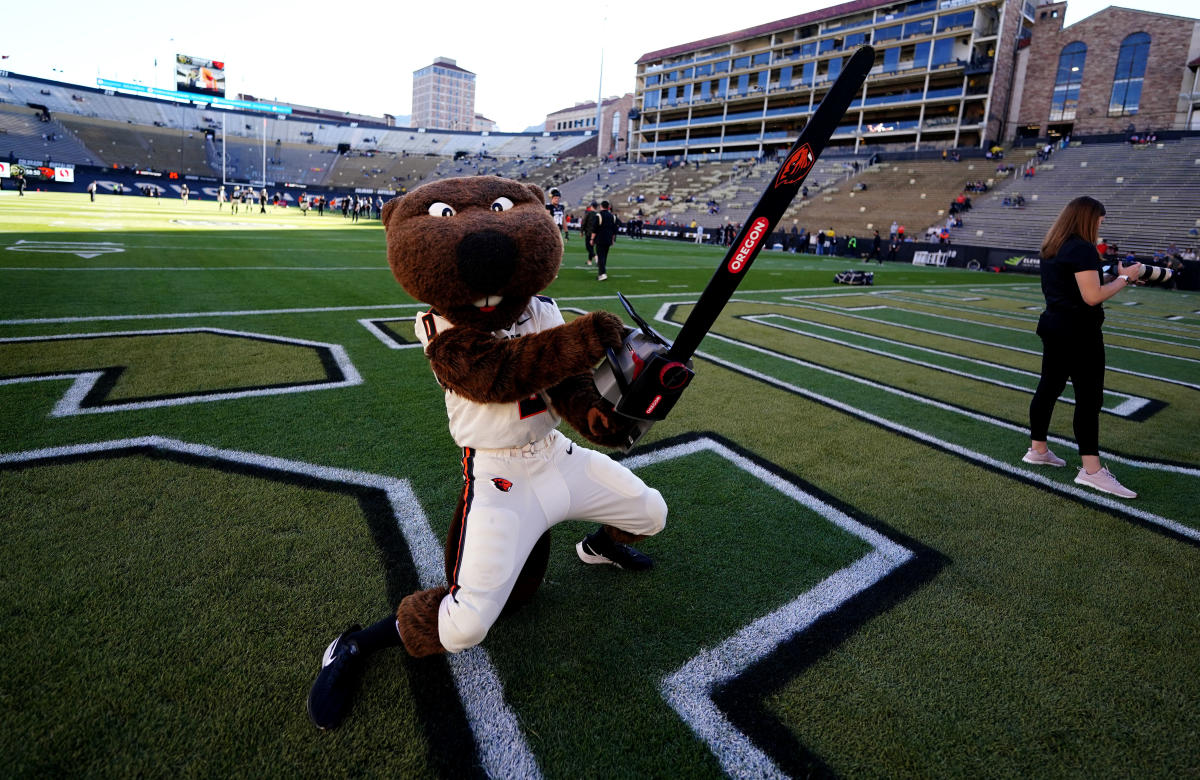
{"left": 1, "top": 191, "right": 1197, "bottom": 778}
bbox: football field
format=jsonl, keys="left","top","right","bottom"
{"left": 1, "top": 192, "right": 1197, "bottom": 778}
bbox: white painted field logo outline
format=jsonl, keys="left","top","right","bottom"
{"left": 742, "top": 312, "right": 1155, "bottom": 416}
{"left": 0, "top": 328, "right": 362, "bottom": 415}
{"left": 6, "top": 239, "right": 125, "bottom": 259}
{"left": 0, "top": 435, "right": 914, "bottom": 779}
{"left": 647, "top": 298, "right": 1200, "bottom": 544}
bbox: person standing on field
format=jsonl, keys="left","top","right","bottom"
{"left": 1024, "top": 196, "right": 1142, "bottom": 498}
{"left": 594, "top": 200, "right": 618, "bottom": 281}
{"left": 581, "top": 202, "right": 599, "bottom": 266}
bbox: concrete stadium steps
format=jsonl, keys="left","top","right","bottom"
{"left": 961, "top": 139, "right": 1200, "bottom": 257}
{"left": 318, "top": 151, "right": 446, "bottom": 191}
{"left": 56, "top": 115, "right": 216, "bottom": 176}
{"left": 764, "top": 158, "right": 982, "bottom": 238}
{"left": 1, "top": 72, "right": 597, "bottom": 187}
{"left": 0, "top": 104, "right": 102, "bottom": 166}
{"left": 592, "top": 163, "right": 728, "bottom": 223}
{"left": 558, "top": 163, "right": 661, "bottom": 211}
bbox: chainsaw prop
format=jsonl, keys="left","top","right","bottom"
{"left": 594, "top": 46, "right": 877, "bottom": 450}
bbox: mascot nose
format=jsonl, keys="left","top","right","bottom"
{"left": 456, "top": 230, "right": 518, "bottom": 294}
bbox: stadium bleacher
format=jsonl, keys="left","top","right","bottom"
{"left": 764, "top": 157, "right": 986, "bottom": 240}
{"left": 0, "top": 71, "right": 594, "bottom": 192}
{"left": 956, "top": 139, "right": 1200, "bottom": 258}
{"left": 3, "top": 70, "right": 1198, "bottom": 260}
{"left": 0, "top": 103, "right": 104, "bottom": 166}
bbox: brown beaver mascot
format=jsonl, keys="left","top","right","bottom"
{"left": 307, "top": 175, "right": 668, "bottom": 730}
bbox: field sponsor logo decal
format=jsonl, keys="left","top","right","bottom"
{"left": 170, "top": 219, "right": 297, "bottom": 229}
{"left": 729, "top": 217, "right": 770, "bottom": 274}
{"left": 774, "top": 143, "right": 815, "bottom": 188}
{"left": 6, "top": 240, "right": 125, "bottom": 259}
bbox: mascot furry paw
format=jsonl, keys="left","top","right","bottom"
{"left": 307, "top": 176, "right": 667, "bottom": 730}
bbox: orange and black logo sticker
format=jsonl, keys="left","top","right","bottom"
{"left": 491, "top": 477, "right": 513, "bottom": 492}
{"left": 774, "top": 143, "right": 815, "bottom": 188}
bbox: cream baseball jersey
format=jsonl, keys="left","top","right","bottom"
{"left": 415, "top": 295, "right": 565, "bottom": 449}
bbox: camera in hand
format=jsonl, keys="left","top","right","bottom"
{"left": 1101, "top": 262, "right": 1174, "bottom": 285}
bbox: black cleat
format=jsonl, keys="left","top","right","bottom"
{"left": 576, "top": 530, "right": 653, "bottom": 571}
{"left": 307, "top": 625, "right": 366, "bottom": 730}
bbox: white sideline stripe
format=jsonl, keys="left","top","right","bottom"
{"left": 816, "top": 286, "right": 1200, "bottom": 346}
{"left": 962, "top": 288, "right": 1200, "bottom": 337}
{"left": 694, "top": 341, "right": 1200, "bottom": 540}
{"left": 0, "top": 286, "right": 1009, "bottom": 327}
{"left": 0, "top": 436, "right": 541, "bottom": 780}
{"left": 777, "top": 299, "right": 1200, "bottom": 387}
{"left": 875, "top": 291, "right": 1200, "bottom": 351}
{"left": 0, "top": 291, "right": 892, "bottom": 328}
{"left": 744, "top": 314, "right": 1151, "bottom": 417}
{"left": 651, "top": 300, "right": 1195, "bottom": 476}
{"left": 625, "top": 437, "right": 912, "bottom": 778}
{"left": 0, "top": 303, "right": 421, "bottom": 326}
{"left": 697, "top": 331, "right": 1200, "bottom": 479}
{"left": 0, "top": 328, "right": 362, "bottom": 415}
{"left": 0, "top": 266, "right": 388, "bottom": 271}
{"left": 809, "top": 294, "right": 1200, "bottom": 356}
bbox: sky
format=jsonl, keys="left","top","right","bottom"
{"left": 3, "top": 0, "right": 1194, "bottom": 132}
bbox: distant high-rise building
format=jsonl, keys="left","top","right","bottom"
{"left": 412, "top": 57, "right": 476, "bottom": 131}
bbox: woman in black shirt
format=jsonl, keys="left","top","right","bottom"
{"left": 1024, "top": 196, "right": 1142, "bottom": 498}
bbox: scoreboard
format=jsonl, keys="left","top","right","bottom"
{"left": 175, "top": 53, "right": 226, "bottom": 98}
{"left": 0, "top": 161, "right": 75, "bottom": 182}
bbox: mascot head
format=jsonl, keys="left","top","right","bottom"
{"left": 382, "top": 176, "right": 562, "bottom": 331}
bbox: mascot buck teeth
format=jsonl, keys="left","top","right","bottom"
{"left": 307, "top": 176, "right": 667, "bottom": 730}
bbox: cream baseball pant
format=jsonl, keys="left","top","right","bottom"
{"left": 438, "top": 429, "right": 666, "bottom": 653}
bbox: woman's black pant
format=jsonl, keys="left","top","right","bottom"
{"left": 1029, "top": 327, "right": 1105, "bottom": 456}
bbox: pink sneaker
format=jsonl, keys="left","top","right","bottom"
{"left": 1022, "top": 447, "right": 1066, "bottom": 467}
{"left": 1074, "top": 467, "right": 1137, "bottom": 499}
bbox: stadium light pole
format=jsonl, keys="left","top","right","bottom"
{"left": 595, "top": 33, "right": 605, "bottom": 164}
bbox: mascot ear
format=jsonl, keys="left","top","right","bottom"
{"left": 381, "top": 194, "right": 403, "bottom": 226}
{"left": 525, "top": 183, "right": 546, "bottom": 204}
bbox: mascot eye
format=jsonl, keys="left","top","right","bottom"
{"left": 428, "top": 202, "right": 456, "bottom": 217}
{"left": 490, "top": 197, "right": 514, "bottom": 212}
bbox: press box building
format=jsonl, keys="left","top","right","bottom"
{"left": 630, "top": 0, "right": 1200, "bottom": 161}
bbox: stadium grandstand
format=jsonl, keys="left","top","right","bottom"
{"left": 1, "top": 1, "right": 1198, "bottom": 288}
{"left": 630, "top": 0, "right": 1200, "bottom": 162}
{"left": 0, "top": 70, "right": 599, "bottom": 196}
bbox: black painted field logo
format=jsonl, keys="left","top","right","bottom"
{"left": 0, "top": 328, "right": 361, "bottom": 415}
